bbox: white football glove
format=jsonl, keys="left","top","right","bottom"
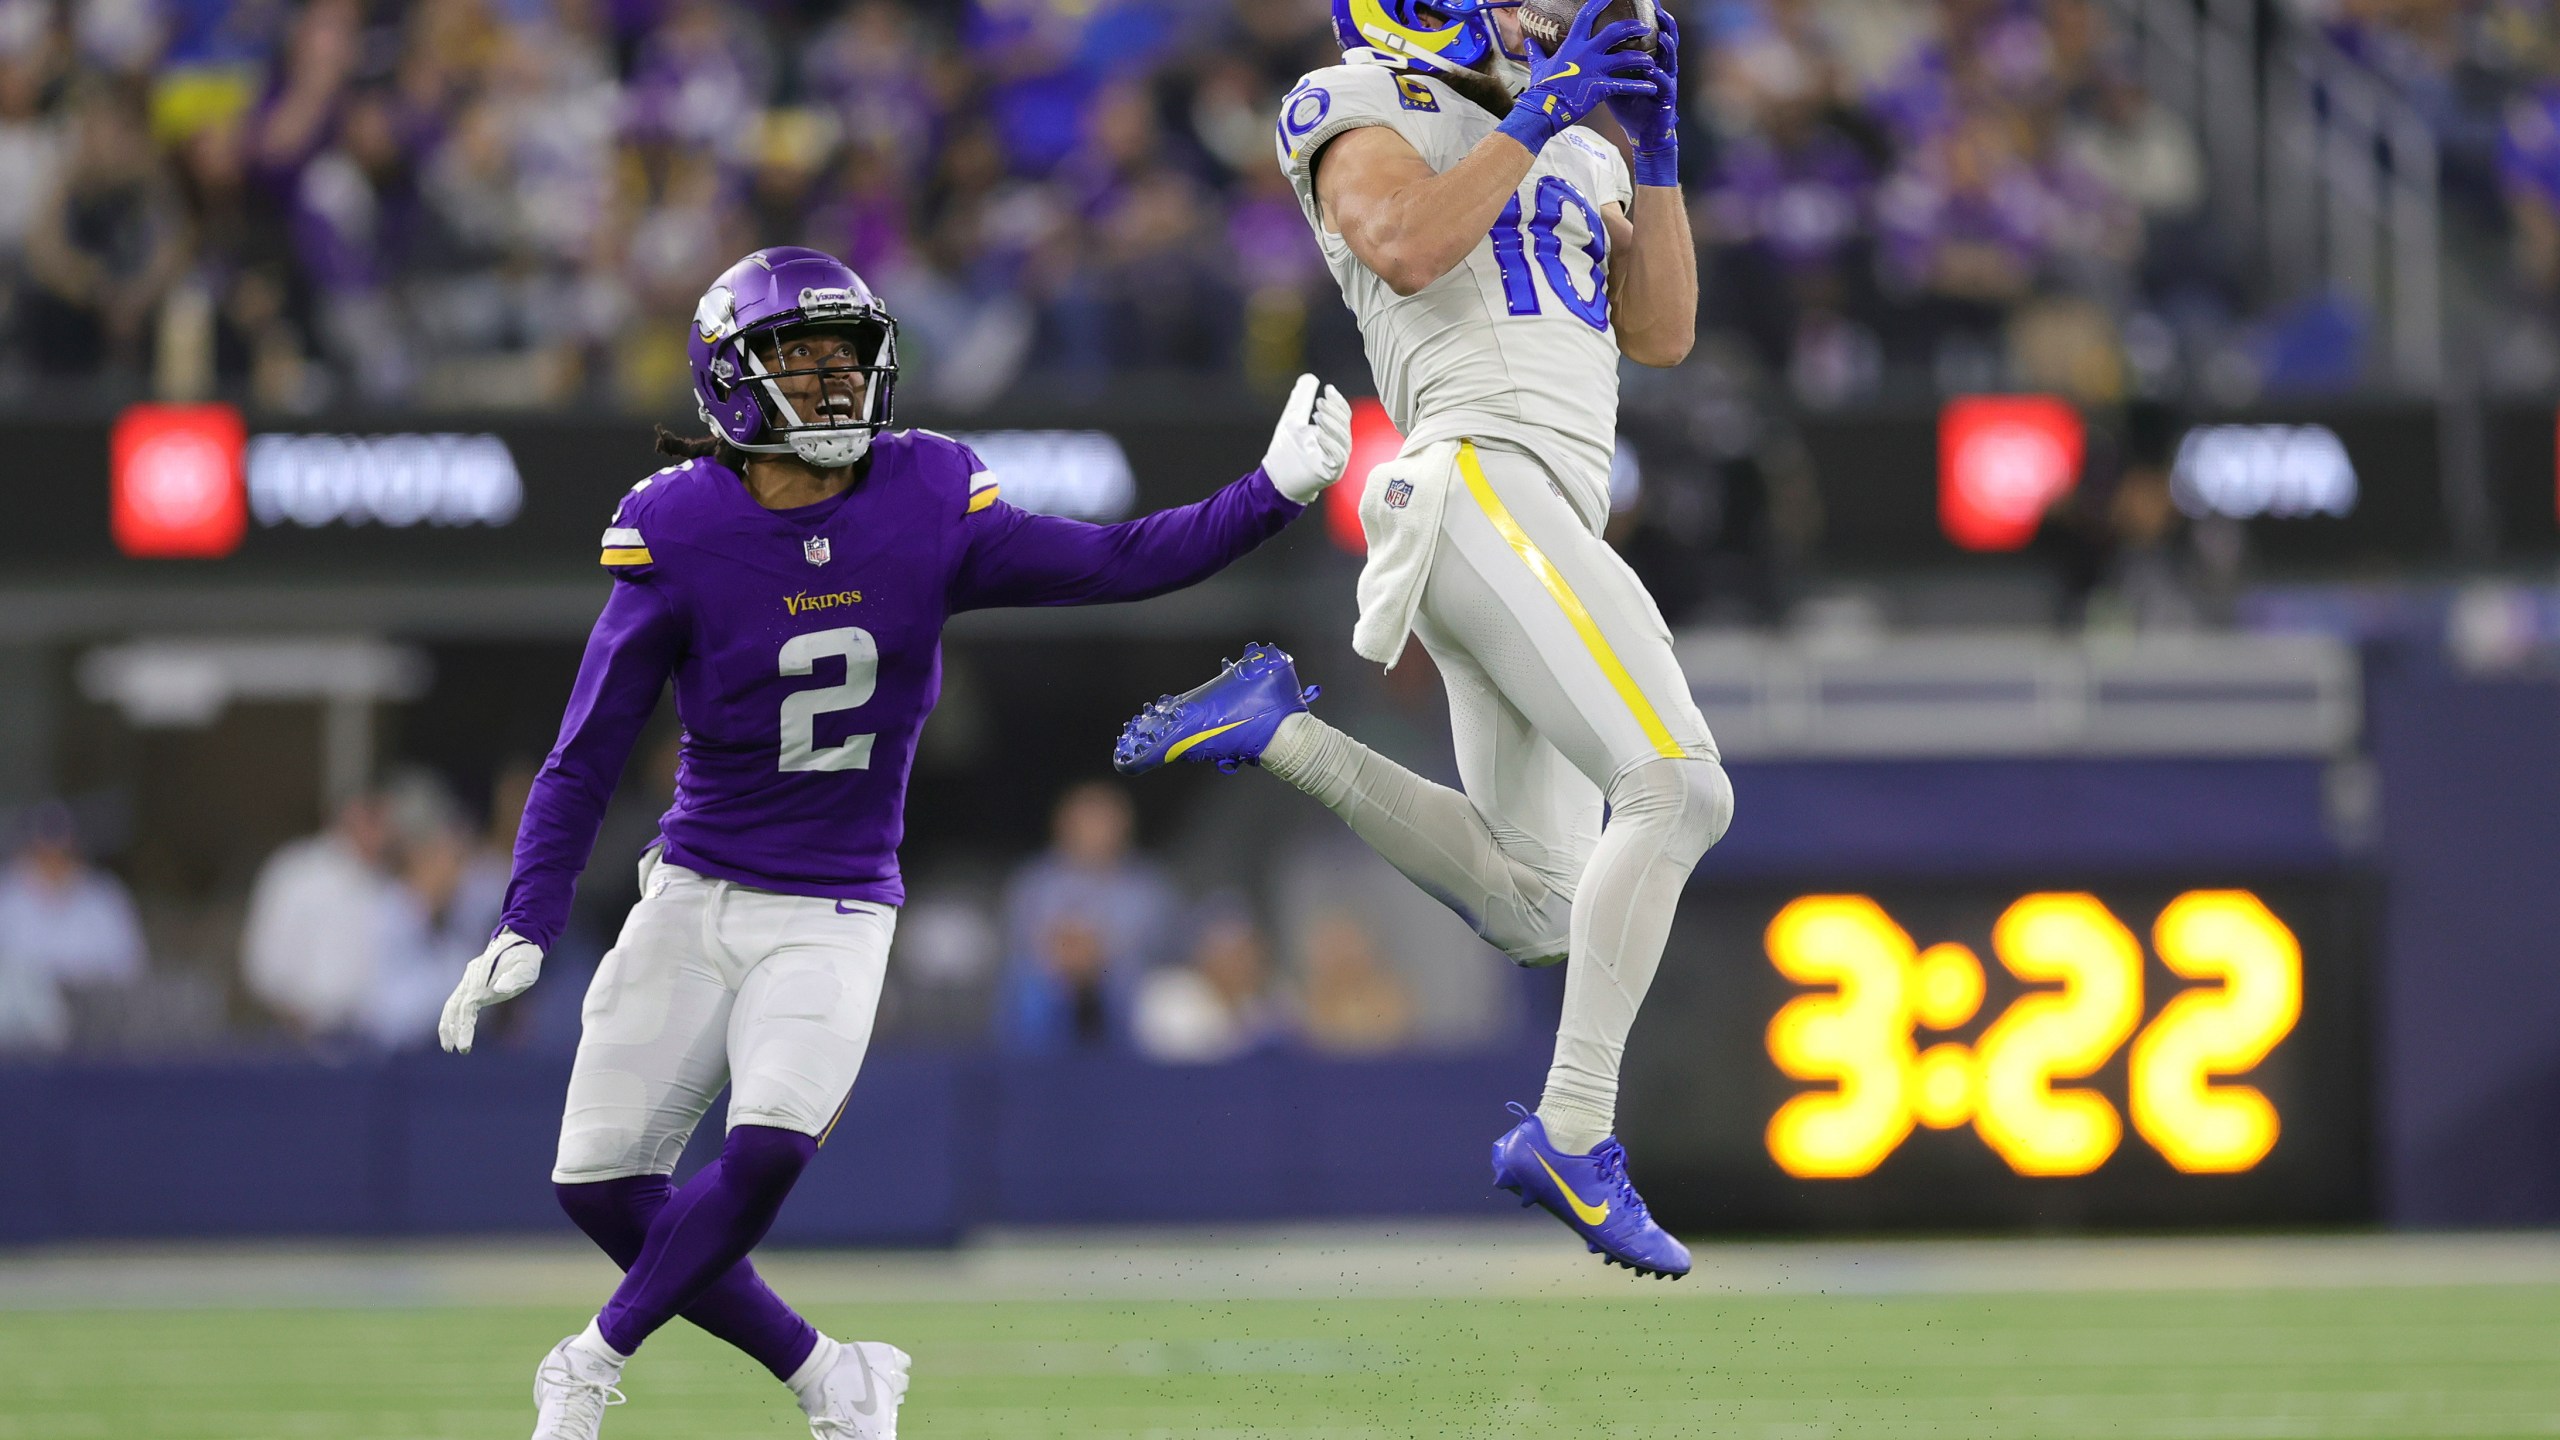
{"left": 438, "top": 930, "right": 544, "bottom": 1054}
{"left": 1260, "top": 373, "right": 1354, "bottom": 505}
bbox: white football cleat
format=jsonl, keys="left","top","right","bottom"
{"left": 800, "top": 1338, "right": 911, "bottom": 1439}
{"left": 530, "top": 1334, "right": 626, "bottom": 1440}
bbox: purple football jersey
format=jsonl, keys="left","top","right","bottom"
{"left": 497, "top": 430, "right": 1302, "bottom": 949}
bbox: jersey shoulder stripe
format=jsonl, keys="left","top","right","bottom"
{"left": 885, "top": 428, "right": 1000, "bottom": 519}
{"left": 600, "top": 455, "right": 726, "bottom": 571}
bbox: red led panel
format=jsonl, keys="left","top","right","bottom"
{"left": 111, "top": 403, "right": 247, "bottom": 559}
{"left": 1321, "top": 397, "right": 1406, "bottom": 555}
{"left": 1939, "top": 395, "right": 2084, "bottom": 552}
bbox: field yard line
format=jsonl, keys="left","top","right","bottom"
{"left": 3, "top": 1227, "right": 2559, "bottom": 1309}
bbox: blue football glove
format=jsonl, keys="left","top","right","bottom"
{"left": 1495, "top": 0, "right": 1660, "bottom": 154}
{"left": 1605, "top": 5, "right": 1682, "bottom": 187}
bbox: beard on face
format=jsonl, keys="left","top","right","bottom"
{"left": 1441, "top": 60, "right": 1516, "bottom": 115}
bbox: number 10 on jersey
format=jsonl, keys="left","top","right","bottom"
{"left": 1489, "top": 176, "right": 1610, "bottom": 332}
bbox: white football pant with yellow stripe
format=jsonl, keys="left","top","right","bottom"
{"left": 1264, "top": 438, "right": 1732, "bottom": 1155}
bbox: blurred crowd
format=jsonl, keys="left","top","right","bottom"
{"left": 2308, "top": 0, "right": 2560, "bottom": 387}
{"left": 0, "top": 0, "right": 1355, "bottom": 413}
{"left": 1690, "top": 0, "right": 2222, "bottom": 404}
{"left": 0, "top": 0, "right": 2335, "bottom": 416}
{"left": 0, "top": 769, "right": 527, "bottom": 1054}
{"left": 0, "top": 761, "right": 1521, "bottom": 1061}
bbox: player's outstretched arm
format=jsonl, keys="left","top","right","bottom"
{"left": 1602, "top": 5, "right": 1696, "bottom": 366}
{"left": 1317, "top": 0, "right": 1653, "bottom": 296}
{"left": 442, "top": 578, "right": 684, "bottom": 1053}
{"left": 948, "top": 375, "right": 1351, "bottom": 612}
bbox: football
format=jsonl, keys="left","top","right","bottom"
{"left": 1518, "top": 0, "right": 1659, "bottom": 55}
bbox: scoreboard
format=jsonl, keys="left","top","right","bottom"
{"left": 1620, "top": 878, "right": 2370, "bottom": 1230}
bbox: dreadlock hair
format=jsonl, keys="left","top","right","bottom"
{"left": 654, "top": 424, "right": 750, "bottom": 472}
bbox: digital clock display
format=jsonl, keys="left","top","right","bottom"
{"left": 1765, "top": 890, "right": 2301, "bottom": 1180}
{"left": 1619, "top": 879, "right": 2369, "bottom": 1231}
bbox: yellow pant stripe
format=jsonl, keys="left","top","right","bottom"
{"left": 1454, "top": 442, "right": 1682, "bottom": 761}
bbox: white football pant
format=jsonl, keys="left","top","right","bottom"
{"left": 553, "top": 854, "right": 894, "bottom": 1184}
{"left": 1265, "top": 438, "right": 1732, "bottom": 1153}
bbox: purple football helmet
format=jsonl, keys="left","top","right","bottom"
{"left": 689, "top": 247, "right": 898, "bottom": 468}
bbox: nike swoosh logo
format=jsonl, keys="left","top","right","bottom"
{"left": 849, "top": 1354, "right": 877, "bottom": 1416}
{"left": 1535, "top": 1152, "right": 1610, "bottom": 1226}
{"left": 1163, "top": 719, "right": 1249, "bottom": 762}
{"left": 1550, "top": 61, "right": 1580, "bottom": 80}
{"left": 835, "top": 901, "right": 867, "bottom": 915}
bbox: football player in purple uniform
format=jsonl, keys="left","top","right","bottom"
{"left": 435, "top": 246, "right": 1351, "bottom": 1440}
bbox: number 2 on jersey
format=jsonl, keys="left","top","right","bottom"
{"left": 778, "top": 626, "right": 877, "bottom": 772}
{"left": 1490, "top": 176, "right": 1609, "bottom": 332}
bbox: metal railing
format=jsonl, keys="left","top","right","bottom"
{"left": 2104, "top": 0, "right": 2443, "bottom": 393}
{"left": 1675, "top": 630, "right": 2360, "bottom": 759}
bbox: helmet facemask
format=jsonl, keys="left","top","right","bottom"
{"left": 1460, "top": 0, "right": 1532, "bottom": 96}
{"left": 701, "top": 288, "right": 899, "bottom": 469}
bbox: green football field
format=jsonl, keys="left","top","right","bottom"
{"left": 5, "top": 1228, "right": 2559, "bottom": 1438}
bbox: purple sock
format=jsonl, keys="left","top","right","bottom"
{"left": 564, "top": 1126, "right": 821, "bottom": 1375}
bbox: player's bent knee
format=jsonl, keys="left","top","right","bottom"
{"left": 1489, "top": 888, "right": 1576, "bottom": 968}
{"left": 720, "top": 1123, "right": 819, "bottom": 1203}
{"left": 1606, "top": 756, "right": 1733, "bottom": 865}
{"left": 555, "top": 1175, "right": 674, "bottom": 1267}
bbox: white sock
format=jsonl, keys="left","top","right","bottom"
{"left": 571, "top": 1318, "right": 628, "bottom": 1370}
{"left": 1536, "top": 756, "right": 1732, "bottom": 1156}
{"left": 787, "top": 1334, "right": 842, "bottom": 1404}
{"left": 1261, "top": 713, "right": 1572, "bottom": 964}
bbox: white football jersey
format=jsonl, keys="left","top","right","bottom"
{"left": 1279, "top": 56, "right": 1632, "bottom": 527}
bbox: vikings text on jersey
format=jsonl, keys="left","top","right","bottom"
{"left": 497, "top": 432, "right": 1303, "bottom": 949}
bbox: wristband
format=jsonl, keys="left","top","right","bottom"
{"left": 1631, "top": 144, "right": 1679, "bottom": 188}
{"left": 1495, "top": 102, "right": 1560, "bottom": 154}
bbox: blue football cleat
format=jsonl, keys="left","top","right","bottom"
{"left": 1491, "top": 1103, "right": 1692, "bottom": 1279}
{"left": 1114, "top": 642, "right": 1319, "bottom": 775}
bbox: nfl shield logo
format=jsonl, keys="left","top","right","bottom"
{"left": 1384, "top": 477, "right": 1414, "bottom": 510}
{"left": 803, "top": 536, "right": 831, "bottom": 567}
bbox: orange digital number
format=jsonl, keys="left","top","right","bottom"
{"left": 1763, "top": 896, "right": 1919, "bottom": 1178}
{"left": 2129, "top": 891, "right": 2302, "bottom": 1172}
{"left": 1970, "top": 894, "right": 2145, "bottom": 1176}
{"left": 1764, "top": 890, "right": 2302, "bottom": 1180}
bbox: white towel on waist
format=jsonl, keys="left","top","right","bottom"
{"left": 1352, "top": 439, "right": 1460, "bottom": 668}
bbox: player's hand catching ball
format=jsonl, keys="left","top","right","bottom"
{"left": 1262, "top": 373, "right": 1353, "bottom": 504}
{"left": 1497, "top": 0, "right": 1660, "bottom": 154}
{"left": 1605, "top": 4, "right": 1682, "bottom": 187}
{"left": 438, "top": 930, "right": 544, "bottom": 1054}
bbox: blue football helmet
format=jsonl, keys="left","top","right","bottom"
{"left": 1331, "top": 0, "right": 1526, "bottom": 80}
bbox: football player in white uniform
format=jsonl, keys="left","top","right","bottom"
{"left": 1116, "top": 0, "right": 1725, "bottom": 1277}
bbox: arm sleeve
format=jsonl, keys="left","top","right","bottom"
{"left": 947, "top": 467, "right": 1304, "bottom": 613}
{"left": 496, "top": 579, "right": 685, "bottom": 949}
